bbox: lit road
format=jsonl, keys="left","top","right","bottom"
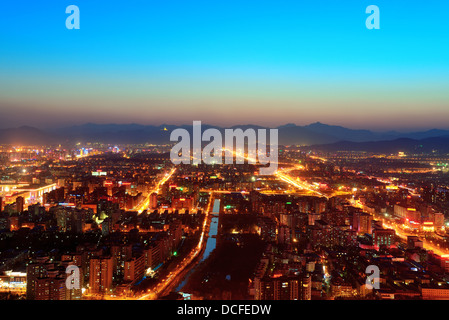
{"left": 137, "top": 192, "right": 215, "bottom": 300}
{"left": 275, "top": 170, "right": 328, "bottom": 198}
{"left": 134, "top": 167, "right": 176, "bottom": 214}
{"left": 222, "top": 147, "right": 331, "bottom": 198}
{"left": 88, "top": 152, "right": 449, "bottom": 300}
{"left": 275, "top": 165, "right": 353, "bottom": 198}
{"left": 200, "top": 189, "right": 248, "bottom": 194}
{"left": 378, "top": 216, "right": 449, "bottom": 257}
{"left": 82, "top": 167, "right": 177, "bottom": 300}
{"left": 351, "top": 176, "right": 449, "bottom": 257}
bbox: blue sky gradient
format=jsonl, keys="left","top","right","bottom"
{"left": 0, "top": 1, "right": 448, "bottom": 130}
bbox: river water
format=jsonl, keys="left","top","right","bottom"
{"left": 175, "top": 199, "right": 220, "bottom": 292}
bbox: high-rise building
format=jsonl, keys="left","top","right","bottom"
{"left": 353, "top": 212, "right": 372, "bottom": 234}
{"left": 434, "top": 212, "right": 444, "bottom": 228}
{"left": 26, "top": 257, "right": 77, "bottom": 300}
{"left": 60, "top": 259, "right": 83, "bottom": 300}
{"left": 145, "top": 242, "right": 162, "bottom": 269}
{"left": 149, "top": 192, "right": 158, "bottom": 209}
{"left": 255, "top": 274, "right": 311, "bottom": 300}
{"left": 307, "top": 213, "right": 321, "bottom": 226}
{"left": 278, "top": 225, "right": 292, "bottom": 245}
{"left": 16, "top": 196, "right": 24, "bottom": 213}
{"left": 373, "top": 228, "right": 395, "bottom": 248}
{"left": 111, "top": 244, "right": 132, "bottom": 277}
{"left": 298, "top": 200, "right": 310, "bottom": 214}
{"left": 168, "top": 220, "right": 183, "bottom": 249}
{"left": 55, "top": 207, "right": 70, "bottom": 232}
{"left": 124, "top": 254, "right": 145, "bottom": 283}
{"left": 26, "top": 257, "right": 55, "bottom": 300}
{"left": 35, "top": 275, "right": 66, "bottom": 300}
{"left": 89, "top": 256, "right": 113, "bottom": 294}
{"left": 313, "top": 199, "right": 327, "bottom": 214}
{"left": 280, "top": 213, "right": 296, "bottom": 229}
{"left": 257, "top": 217, "right": 277, "bottom": 242}
{"left": 101, "top": 217, "right": 111, "bottom": 236}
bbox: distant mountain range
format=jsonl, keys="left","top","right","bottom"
{"left": 306, "top": 136, "right": 449, "bottom": 154}
{"left": 1, "top": 122, "right": 449, "bottom": 154}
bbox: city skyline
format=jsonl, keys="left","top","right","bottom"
{"left": 1, "top": 1, "right": 449, "bottom": 130}
{"left": 2, "top": 0, "right": 449, "bottom": 306}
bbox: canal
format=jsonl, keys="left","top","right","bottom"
{"left": 175, "top": 199, "right": 220, "bottom": 292}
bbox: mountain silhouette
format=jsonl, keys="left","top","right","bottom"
{"left": 0, "top": 123, "right": 448, "bottom": 148}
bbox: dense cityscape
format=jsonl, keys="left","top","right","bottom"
{"left": 1, "top": 1, "right": 449, "bottom": 312}
{"left": 1, "top": 141, "right": 449, "bottom": 301}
